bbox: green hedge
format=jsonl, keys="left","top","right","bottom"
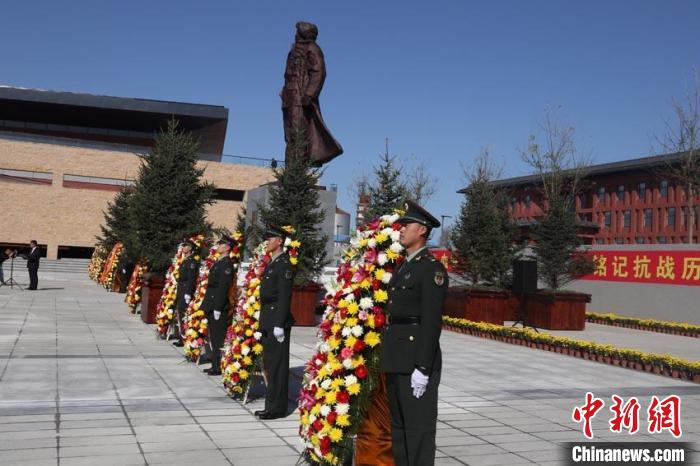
{"left": 443, "top": 316, "right": 700, "bottom": 377}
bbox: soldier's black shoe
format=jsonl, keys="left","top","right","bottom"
{"left": 202, "top": 366, "right": 212, "bottom": 373}
{"left": 254, "top": 410, "right": 268, "bottom": 417}
{"left": 172, "top": 341, "right": 184, "bottom": 347}
{"left": 197, "top": 356, "right": 211, "bottom": 365}
{"left": 258, "top": 412, "right": 286, "bottom": 420}
{"left": 207, "top": 370, "right": 222, "bottom": 376}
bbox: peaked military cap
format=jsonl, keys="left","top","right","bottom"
{"left": 217, "top": 234, "right": 237, "bottom": 247}
{"left": 180, "top": 239, "right": 196, "bottom": 249}
{"left": 263, "top": 224, "right": 288, "bottom": 240}
{"left": 398, "top": 200, "right": 441, "bottom": 228}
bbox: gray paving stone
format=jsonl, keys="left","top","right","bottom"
{"left": 2, "top": 278, "right": 699, "bottom": 465}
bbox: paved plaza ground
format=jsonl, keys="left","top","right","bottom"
{"left": 1, "top": 276, "right": 698, "bottom": 465}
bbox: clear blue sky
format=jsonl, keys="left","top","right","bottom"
{"left": 2, "top": 1, "right": 698, "bottom": 228}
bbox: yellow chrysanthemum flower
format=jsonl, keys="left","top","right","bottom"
{"left": 329, "top": 428, "right": 343, "bottom": 443}
{"left": 336, "top": 414, "right": 351, "bottom": 426}
{"left": 364, "top": 331, "right": 381, "bottom": 347}
{"left": 373, "top": 289, "right": 388, "bottom": 303}
{"left": 347, "top": 302, "right": 359, "bottom": 315}
{"left": 347, "top": 383, "right": 361, "bottom": 395}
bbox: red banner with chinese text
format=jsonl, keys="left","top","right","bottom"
{"left": 580, "top": 250, "right": 700, "bottom": 286}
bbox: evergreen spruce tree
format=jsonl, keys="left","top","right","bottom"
{"left": 258, "top": 127, "right": 327, "bottom": 285}
{"left": 451, "top": 157, "right": 520, "bottom": 287}
{"left": 364, "top": 151, "right": 408, "bottom": 222}
{"left": 97, "top": 186, "right": 133, "bottom": 251}
{"left": 124, "top": 120, "right": 215, "bottom": 274}
{"left": 531, "top": 196, "right": 592, "bottom": 289}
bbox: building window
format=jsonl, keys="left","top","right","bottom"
{"left": 604, "top": 211, "right": 611, "bottom": 229}
{"left": 623, "top": 210, "right": 631, "bottom": 229}
{"left": 524, "top": 194, "right": 531, "bottom": 207}
{"left": 597, "top": 186, "right": 606, "bottom": 201}
{"left": 635, "top": 236, "right": 645, "bottom": 244}
{"left": 617, "top": 184, "right": 625, "bottom": 203}
{"left": 644, "top": 208, "right": 652, "bottom": 230}
{"left": 638, "top": 182, "right": 646, "bottom": 201}
{"left": 615, "top": 237, "right": 624, "bottom": 244}
{"left": 511, "top": 197, "right": 517, "bottom": 210}
{"left": 657, "top": 236, "right": 667, "bottom": 244}
{"left": 660, "top": 180, "right": 668, "bottom": 199}
{"left": 667, "top": 207, "right": 676, "bottom": 229}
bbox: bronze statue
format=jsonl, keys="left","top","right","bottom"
{"left": 281, "top": 21, "right": 343, "bottom": 166}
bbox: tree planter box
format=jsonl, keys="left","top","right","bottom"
{"left": 140, "top": 274, "right": 165, "bottom": 324}
{"left": 443, "top": 287, "right": 517, "bottom": 325}
{"left": 291, "top": 282, "right": 321, "bottom": 327}
{"left": 525, "top": 291, "right": 591, "bottom": 330}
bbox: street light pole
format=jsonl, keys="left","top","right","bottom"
{"left": 440, "top": 215, "right": 452, "bottom": 247}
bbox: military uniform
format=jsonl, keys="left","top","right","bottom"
{"left": 175, "top": 254, "right": 198, "bottom": 342}
{"left": 381, "top": 202, "right": 448, "bottom": 466}
{"left": 259, "top": 251, "right": 295, "bottom": 415}
{"left": 200, "top": 254, "right": 235, "bottom": 374}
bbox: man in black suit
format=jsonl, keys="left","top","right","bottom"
{"left": 24, "top": 240, "right": 41, "bottom": 290}
{"left": 255, "top": 225, "right": 295, "bottom": 420}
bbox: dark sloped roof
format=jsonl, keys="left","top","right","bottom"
{"left": 458, "top": 151, "right": 690, "bottom": 193}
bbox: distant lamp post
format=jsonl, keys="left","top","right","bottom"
{"left": 440, "top": 215, "right": 452, "bottom": 248}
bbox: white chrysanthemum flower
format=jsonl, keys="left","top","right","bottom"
{"left": 381, "top": 272, "right": 392, "bottom": 284}
{"left": 344, "top": 292, "right": 355, "bottom": 302}
{"left": 253, "top": 311, "right": 260, "bottom": 320}
{"left": 344, "top": 375, "right": 358, "bottom": 386}
{"left": 233, "top": 361, "right": 241, "bottom": 370}
{"left": 377, "top": 253, "right": 388, "bottom": 266}
{"left": 241, "top": 346, "right": 250, "bottom": 356}
{"left": 342, "top": 358, "right": 354, "bottom": 369}
{"left": 367, "top": 238, "right": 376, "bottom": 248}
{"left": 359, "top": 297, "right": 374, "bottom": 309}
{"left": 253, "top": 331, "right": 262, "bottom": 340}
{"left": 390, "top": 230, "right": 401, "bottom": 242}
{"left": 341, "top": 327, "right": 352, "bottom": 337}
{"left": 351, "top": 325, "right": 364, "bottom": 337}
{"left": 202, "top": 318, "right": 208, "bottom": 324}
{"left": 342, "top": 287, "right": 354, "bottom": 296}
{"left": 320, "top": 342, "right": 330, "bottom": 353}
{"left": 335, "top": 403, "right": 350, "bottom": 415}
{"left": 320, "top": 405, "right": 331, "bottom": 417}
{"left": 284, "top": 237, "right": 292, "bottom": 247}
{"left": 389, "top": 242, "right": 403, "bottom": 253}
{"left": 309, "top": 414, "right": 317, "bottom": 423}
{"left": 350, "top": 237, "right": 360, "bottom": 248}
{"left": 321, "top": 379, "right": 333, "bottom": 390}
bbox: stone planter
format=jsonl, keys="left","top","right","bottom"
{"left": 291, "top": 282, "right": 321, "bottom": 327}
{"left": 140, "top": 274, "right": 165, "bottom": 324}
{"left": 443, "top": 287, "right": 517, "bottom": 325}
{"left": 525, "top": 291, "right": 591, "bottom": 330}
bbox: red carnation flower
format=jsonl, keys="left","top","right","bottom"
{"left": 374, "top": 311, "right": 386, "bottom": 328}
{"left": 336, "top": 391, "right": 350, "bottom": 404}
{"left": 353, "top": 340, "right": 366, "bottom": 352}
{"left": 327, "top": 411, "right": 337, "bottom": 425}
{"left": 355, "top": 365, "right": 368, "bottom": 379}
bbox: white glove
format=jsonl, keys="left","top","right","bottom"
{"left": 122, "top": 268, "right": 127, "bottom": 274}
{"left": 411, "top": 369, "right": 429, "bottom": 398}
{"left": 273, "top": 326, "right": 285, "bottom": 343}
{"left": 213, "top": 310, "right": 221, "bottom": 321}
{"left": 184, "top": 294, "right": 191, "bottom": 304}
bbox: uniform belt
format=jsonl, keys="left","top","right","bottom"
{"left": 388, "top": 316, "right": 421, "bottom": 325}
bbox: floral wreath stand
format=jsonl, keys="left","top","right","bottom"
{"left": 240, "top": 362, "right": 268, "bottom": 405}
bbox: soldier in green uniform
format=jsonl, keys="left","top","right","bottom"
{"left": 254, "top": 225, "right": 295, "bottom": 420}
{"left": 200, "top": 235, "right": 236, "bottom": 376}
{"left": 381, "top": 200, "right": 448, "bottom": 466}
{"left": 173, "top": 240, "right": 199, "bottom": 347}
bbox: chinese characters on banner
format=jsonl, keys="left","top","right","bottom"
{"left": 572, "top": 392, "right": 682, "bottom": 439}
{"left": 580, "top": 251, "right": 700, "bottom": 286}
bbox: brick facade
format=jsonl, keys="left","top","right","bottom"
{"left": 0, "top": 137, "right": 275, "bottom": 259}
